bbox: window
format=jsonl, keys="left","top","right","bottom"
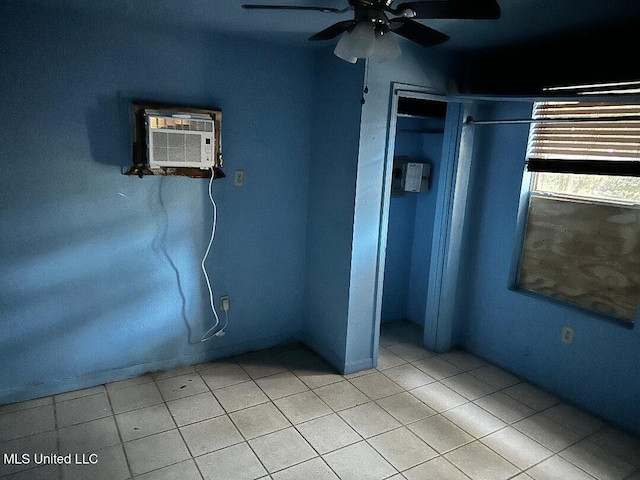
{"left": 517, "top": 86, "right": 640, "bottom": 323}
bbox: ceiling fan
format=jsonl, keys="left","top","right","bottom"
{"left": 242, "top": 0, "right": 500, "bottom": 63}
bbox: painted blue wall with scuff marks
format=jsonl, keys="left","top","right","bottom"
{"left": 0, "top": 3, "right": 317, "bottom": 402}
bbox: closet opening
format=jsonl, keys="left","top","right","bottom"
{"left": 379, "top": 94, "right": 447, "bottom": 354}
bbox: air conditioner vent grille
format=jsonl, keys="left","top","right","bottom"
{"left": 152, "top": 131, "right": 203, "bottom": 165}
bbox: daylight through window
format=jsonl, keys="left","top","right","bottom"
{"left": 527, "top": 99, "right": 640, "bottom": 204}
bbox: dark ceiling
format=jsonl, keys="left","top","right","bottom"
{"left": 14, "top": 0, "right": 640, "bottom": 94}
{"left": 16, "top": 0, "right": 640, "bottom": 52}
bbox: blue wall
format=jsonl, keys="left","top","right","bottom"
{"left": 302, "top": 52, "right": 364, "bottom": 370}
{"left": 381, "top": 193, "right": 416, "bottom": 324}
{"left": 460, "top": 101, "right": 640, "bottom": 435}
{"left": 382, "top": 117, "right": 444, "bottom": 327}
{"left": 407, "top": 122, "right": 444, "bottom": 327}
{"left": 0, "top": 3, "right": 316, "bottom": 402}
{"left": 381, "top": 121, "right": 422, "bottom": 325}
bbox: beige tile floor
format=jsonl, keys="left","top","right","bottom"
{"left": 1, "top": 320, "right": 639, "bottom": 480}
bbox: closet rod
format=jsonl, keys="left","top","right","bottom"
{"left": 464, "top": 115, "right": 640, "bottom": 125}
{"left": 397, "top": 128, "right": 445, "bottom": 134}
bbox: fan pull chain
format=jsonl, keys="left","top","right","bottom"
{"left": 361, "top": 59, "right": 370, "bottom": 105}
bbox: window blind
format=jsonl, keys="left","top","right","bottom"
{"left": 526, "top": 101, "right": 640, "bottom": 175}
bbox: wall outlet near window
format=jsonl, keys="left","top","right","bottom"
{"left": 561, "top": 326, "right": 574, "bottom": 345}
{"left": 234, "top": 170, "right": 244, "bottom": 187}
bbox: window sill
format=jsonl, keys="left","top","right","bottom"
{"left": 507, "top": 284, "right": 636, "bottom": 329}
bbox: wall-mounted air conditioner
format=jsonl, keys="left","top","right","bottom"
{"left": 145, "top": 110, "right": 215, "bottom": 170}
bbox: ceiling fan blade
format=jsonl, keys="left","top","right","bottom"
{"left": 309, "top": 20, "right": 355, "bottom": 40}
{"left": 390, "top": 18, "right": 450, "bottom": 47}
{"left": 242, "top": 4, "right": 343, "bottom": 13}
{"left": 396, "top": 0, "right": 500, "bottom": 19}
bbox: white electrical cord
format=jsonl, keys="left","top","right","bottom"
{"left": 201, "top": 167, "right": 221, "bottom": 342}
{"left": 218, "top": 309, "right": 229, "bottom": 336}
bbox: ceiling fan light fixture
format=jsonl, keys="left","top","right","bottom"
{"left": 334, "top": 45, "right": 358, "bottom": 63}
{"left": 334, "top": 33, "right": 360, "bottom": 63}
{"left": 245, "top": 0, "right": 501, "bottom": 64}
{"left": 350, "top": 21, "right": 376, "bottom": 56}
{"left": 334, "top": 21, "right": 376, "bottom": 61}
{"left": 373, "top": 30, "right": 402, "bottom": 63}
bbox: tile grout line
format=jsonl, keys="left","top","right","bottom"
{"left": 227, "top": 360, "right": 324, "bottom": 479}
{"left": 104, "top": 380, "right": 135, "bottom": 480}
{"left": 225, "top": 407, "right": 278, "bottom": 478}
{"left": 53, "top": 396, "right": 63, "bottom": 480}
{"left": 0, "top": 403, "right": 59, "bottom": 478}
{"left": 151, "top": 373, "right": 206, "bottom": 480}
{"left": 211, "top": 354, "right": 336, "bottom": 477}
{"left": 553, "top": 436, "right": 634, "bottom": 480}
{"left": 269, "top": 382, "right": 358, "bottom": 479}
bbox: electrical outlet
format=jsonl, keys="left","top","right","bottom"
{"left": 220, "top": 295, "right": 230, "bottom": 312}
{"left": 234, "top": 170, "right": 244, "bottom": 187}
{"left": 561, "top": 326, "right": 574, "bottom": 344}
